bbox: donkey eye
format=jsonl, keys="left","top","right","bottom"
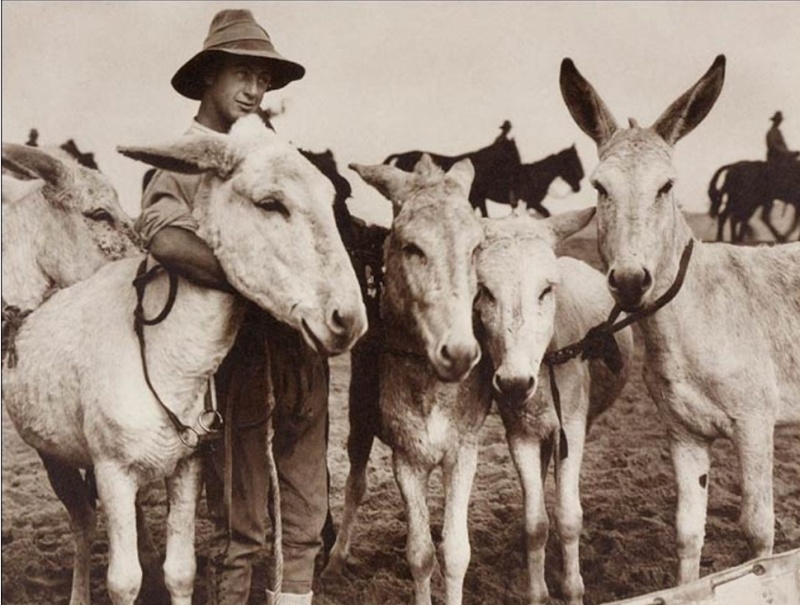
{"left": 258, "top": 198, "right": 289, "bottom": 218}
{"left": 539, "top": 285, "right": 553, "bottom": 301}
{"left": 84, "top": 208, "right": 113, "bottom": 224}
{"left": 592, "top": 181, "right": 608, "bottom": 197}
{"left": 402, "top": 243, "right": 425, "bottom": 259}
{"left": 658, "top": 180, "right": 674, "bottom": 197}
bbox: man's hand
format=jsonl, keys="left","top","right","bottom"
{"left": 149, "top": 227, "right": 238, "bottom": 294}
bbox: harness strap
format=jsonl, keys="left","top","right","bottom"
{"left": 543, "top": 238, "right": 695, "bottom": 461}
{"left": 132, "top": 257, "right": 222, "bottom": 449}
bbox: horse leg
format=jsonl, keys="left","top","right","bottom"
{"left": 531, "top": 202, "right": 551, "bottom": 218}
{"left": 506, "top": 431, "right": 550, "bottom": 605}
{"left": 440, "top": 442, "right": 479, "bottom": 605}
{"left": 554, "top": 418, "right": 589, "bottom": 605}
{"left": 93, "top": 462, "right": 142, "bottom": 605}
{"left": 323, "top": 343, "right": 380, "bottom": 578}
{"left": 40, "top": 454, "right": 96, "bottom": 605}
{"left": 394, "top": 455, "right": 435, "bottom": 605}
{"left": 669, "top": 433, "right": 711, "bottom": 584}
{"left": 735, "top": 419, "right": 775, "bottom": 559}
{"left": 163, "top": 455, "right": 202, "bottom": 605}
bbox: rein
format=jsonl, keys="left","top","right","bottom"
{"left": 132, "top": 257, "right": 223, "bottom": 449}
{"left": 543, "top": 239, "right": 695, "bottom": 461}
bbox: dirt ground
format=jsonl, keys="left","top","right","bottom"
{"left": 2, "top": 228, "right": 799, "bottom": 605}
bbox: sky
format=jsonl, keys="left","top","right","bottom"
{"left": 2, "top": 1, "right": 799, "bottom": 227}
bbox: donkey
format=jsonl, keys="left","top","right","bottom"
{"left": 2, "top": 114, "right": 367, "bottom": 605}
{"left": 560, "top": 54, "right": 800, "bottom": 584}
{"left": 2, "top": 143, "right": 139, "bottom": 311}
{"left": 475, "top": 211, "right": 633, "bottom": 605}
{"left": 324, "top": 155, "right": 491, "bottom": 605}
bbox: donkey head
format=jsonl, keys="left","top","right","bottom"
{"left": 118, "top": 114, "right": 367, "bottom": 355}
{"left": 2, "top": 143, "right": 140, "bottom": 308}
{"left": 559, "top": 55, "right": 725, "bottom": 311}
{"left": 351, "top": 154, "right": 483, "bottom": 382}
{"left": 476, "top": 209, "right": 596, "bottom": 404}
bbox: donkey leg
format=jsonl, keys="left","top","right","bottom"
{"left": 554, "top": 419, "right": 589, "bottom": 605}
{"left": 93, "top": 462, "right": 142, "bottom": 605}
{"left": 735, "top": 420, "right": 775, "bottom": 559}
{"left": 394, "top": 455, "right": 435, "bottom": 605}
{"left": 669, "top": 434, "right": 711, "bottom": 584}
{"left": 506, "top": 432, "right": 549, "bottom": 605}
{"left": 40, "top": 455, "right": 97, "bottom": 605}
{"left": 440, "top": 443, "right": 479, "bottom": 605}
{"left": 323, "top": 427, "right": 375, "bottom": 577}
{"left": 163, "top": 455, "right": 202, "bottom": 605}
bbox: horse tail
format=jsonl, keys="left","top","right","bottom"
{"left": 708, "top": 164, "right": 732, "bottom": 218}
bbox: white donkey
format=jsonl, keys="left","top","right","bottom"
{"left": 475, "top": 210, "right": 633, "bottom": 605}
{"left": 560, "top": 55, "right": 800, "bottom": 584}
{"left": 325, "top": 156, "right": 490, "bottom": 605}
{"left": 2, "top": 114, "right": 367, "bottom": 605}
{"left": 2, "top": 143, "right": 139, "bottom": 311}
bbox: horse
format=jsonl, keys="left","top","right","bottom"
{"left": 324, "top": 155, "right": 491, "bottom": 605}
{"left": 708, "top": 159, "right": 800, "bottom": 242}
{"left": 474, "top": 210, "right": 633, "bottom": 605}
{"left": 383, "top": 132, "right": 522, "bottom": 217}
{"left": 2, "top": 114, "right": 367, "bottom": 605}
{"left": 561, "top": 54, "right": 800, "bottom": 585}
{"left": 511, "top": 144, "right": 584, "bottom": 217}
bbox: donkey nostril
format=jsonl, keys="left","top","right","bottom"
{"left": 608, "top": 270, "right": 619, "bottom": 290}
{"left": 329, "top": 308, "right": 348, "bottom": 334}
{"left": 439, "top": 344, "right": 452, "bottom": 364}
{"left": 642, "top": 269, "right": 653, "bottom": 290}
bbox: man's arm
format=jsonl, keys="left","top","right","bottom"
{"left": 149, "top": 227, "right": 237, "bottom": 294}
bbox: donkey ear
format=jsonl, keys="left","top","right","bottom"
{"left": 446, "top": 158, "right": 475, "bottom": 197}
{"left": 349, "top": 162, "right": 412, "bottom": 214}
{"left": 117, "top": 134, "right": 241, "bottom": 179}
{"left": 560, "top": 58, "right": 619, "bottom": 147}
{"left": 652, "top": 55, "right": 725, "bottom": 145}
{"left": 2, "top": 143, "right": 70, "bottom": 186}
{"left": 542, "top": 207, "right": 596, "bottom": 245}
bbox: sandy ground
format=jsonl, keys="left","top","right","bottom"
{"left": 2, "top": 223, "right": 799, "bottom": 605}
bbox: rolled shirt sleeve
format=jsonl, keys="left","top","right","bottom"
{"left": 135, "top": 169, "right": 202, "bottom": 248}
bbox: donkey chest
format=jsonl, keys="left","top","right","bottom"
{"left": 380, "top": 374, "right": 489, "bottom": 465}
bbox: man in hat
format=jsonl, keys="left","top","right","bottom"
{"left": 766, "top": 111, "right": 799, "bottom": 164}
{"left": 135, "top": 9, "right": 329, "bottom": 605}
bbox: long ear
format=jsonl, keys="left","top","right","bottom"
{"left": 653, "top": 55, "right": 725, "bottom": 145}
{"left": 560, "top": 58, "right": 619, "bottom": 147}
{"left": 349, "top": 162, "right": 412, "bottom": 214}
{"left": 2, "top": 143, "right": 70, "bottom": 186}
{"left": 542, "top": 207, "right": 596, "bottom": 245}
{"left": 445, "top": 158, "right": 475, "bottom": 197}
{"left": 117, "top": 134, "right": 240, "bottom": 179}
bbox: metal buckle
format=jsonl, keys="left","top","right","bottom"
{"left": 198, "top": 410, "right": 224, "bottom": 434}
{"left": 179, "top": 427, "right": 200, "bottom": 449}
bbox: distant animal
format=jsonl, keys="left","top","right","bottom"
{"left": 474, "top": 210, "right": 633, "bottom": 605}
{"left": 324, "top": 155, "right": 491, "bottom": 605}
{"left": 2, "top": 115, "right": 367, "bottom": 605}
{"left": 299, "top": 147, "right": 355, "bottom": 250}
{"left": 561, "top": 54, "right": 800, "bottom": 585}
{"left": 511, "top": 144, "right": 584, "bottom": 217}
{"left": 708, "top": 159, "right": 800, "bottom": 242}
{"left": 2, "top": 143, "right": 139, "bottom": 312}
{"left": 383, "top": 132, "right": 522, "bottom": 217}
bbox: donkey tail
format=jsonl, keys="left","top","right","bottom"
{"left": 708, "top": 163, "right": 732, "bottom": 218}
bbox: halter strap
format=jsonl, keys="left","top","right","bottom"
{"left": 132, "top": 257, "right": 222, "bottom": 449}
{"left": 543, "top": 238, "right": 695, "bottom": 461}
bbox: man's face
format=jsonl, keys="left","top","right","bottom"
{"left": 203, "top": 56, "right": 272, "bottom": 130}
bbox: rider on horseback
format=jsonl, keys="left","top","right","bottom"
{"left": 766, "top": 111, "right": 799, "bottom": 164}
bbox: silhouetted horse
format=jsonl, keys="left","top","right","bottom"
{"left": 708, "top": 159, "right": 800, "bottom": 242}
{"left": 383, "top": 135, "right": 521, "bottom": 217}
{"left": 512, "top": 144, "right": 584, "bottom": 217}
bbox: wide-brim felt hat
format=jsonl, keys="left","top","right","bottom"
{"left": 771, "top": 111, "right": 783, "bottom": 122}
{"left": 172, "top": 9, "right": 305, "bottom": 100}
